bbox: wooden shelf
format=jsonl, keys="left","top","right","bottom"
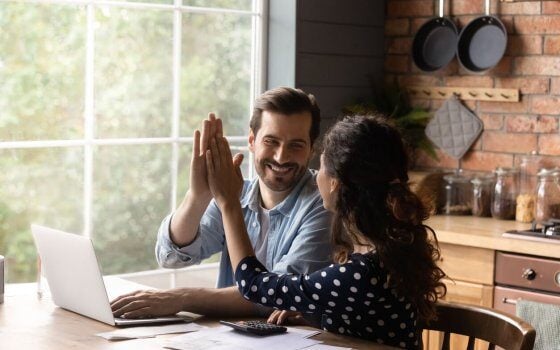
{"left": 406, "top": 86, "right": 520, "bottom": 102}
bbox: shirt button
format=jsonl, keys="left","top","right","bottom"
{"left": 252, "top": 222, "right": 257, "bottom": 227}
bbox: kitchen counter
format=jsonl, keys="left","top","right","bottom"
{"left": 426, "top": 215, "right": 560, "bottom": 260}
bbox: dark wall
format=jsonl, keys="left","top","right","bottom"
{"left": 295, "top": 0, "right": 386, "bottom": 137}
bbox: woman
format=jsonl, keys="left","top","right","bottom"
{"left": 205, "top": 115, "right": 446, "bottom": 349}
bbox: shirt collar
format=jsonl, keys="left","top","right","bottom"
{"left": 240, "top": 169, "right": 314, "bottom": 217}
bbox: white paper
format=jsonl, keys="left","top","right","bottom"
{"left": 287, "top": 327, "right": 322, "bottom": 338}
{"left": 165, "top": 326, "right": 322, "bottom": 350}
{"left": 96, "top": 323, "right": 205, "bottom": 340}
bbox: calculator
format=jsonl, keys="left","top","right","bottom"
{"left": 219, "top": 320, "right": 287, "bottom": 336}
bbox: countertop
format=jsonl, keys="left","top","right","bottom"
{"left": 426, "top": 215, "right": 560, "bottom": 259}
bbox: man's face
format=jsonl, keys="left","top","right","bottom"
{"left": 249, "top": 110, "right": 313, "bottom": 193}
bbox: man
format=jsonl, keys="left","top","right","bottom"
{"left": 111, "top": 87, "right": 332, "bottom": 318}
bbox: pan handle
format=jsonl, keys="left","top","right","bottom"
{"left": 485, "top": 0, "right": 490, "bottom": 16}
{"left": 439, "top": 0, "right": 444, "bottom": 18}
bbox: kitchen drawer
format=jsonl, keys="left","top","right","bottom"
{"left": 494, "top": 285, "right": 560, "bottom": 316}
{"left": 438, "top": 243, "right": 494, "bottom": 285}
{"left": 495, "top": 252, "right": 560, "bottom": 294}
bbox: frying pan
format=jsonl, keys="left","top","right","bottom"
{"left": 412, "top": 0, "right": 458, "bottom": 72}
{"left": 457, "top": 0, "right": 507, "bottom": 72}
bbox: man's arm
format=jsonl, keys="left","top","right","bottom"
{"left": 169, "top": 114, "right": 222, "bottom": 247}
{"left": 111, "top": 286, "right": 259, "bottom": 318}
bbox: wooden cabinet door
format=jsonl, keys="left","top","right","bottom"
{"left": 423, "top": 279, "right": 494, "bottom": 350}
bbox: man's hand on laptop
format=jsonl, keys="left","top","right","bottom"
{"left": 110, "top": 290, "right": 184, "bottom": 319}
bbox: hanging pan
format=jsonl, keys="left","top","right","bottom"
{"left": 457, "top": 0, "right": 507, "bottom": 73}
{"left": 412, "top": 0, "right": 458, "bottom": 72}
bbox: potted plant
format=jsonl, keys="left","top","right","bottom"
{"left": 343, "top": 83, "right": 438, "bottom": 164}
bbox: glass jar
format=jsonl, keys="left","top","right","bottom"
{"left": 491, "top": 167, "right": 519, "bottom": 220}
{"left": 516, "top": 154, "right": 541, "bottom": 223}
{"left": 471, "top": 174, "right": 494, "bottom": 217}
{"left": 535, "top": 168, "right": 560, "bottom": 223}
{"left": 443, "top": 173, "right": 472, "bottom": 215}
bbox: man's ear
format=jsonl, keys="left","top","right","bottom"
{"left": 248, "top": 129, "right": 255, "bottom": 152}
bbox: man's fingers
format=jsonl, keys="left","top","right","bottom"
{"left": 122, "top": 306, "right": 153, "bottom": 319}
{"left": 112, "top": 299, "right": 149, "bottom": 317}
{"left": 233, "top": 153, "right": 244, "bottom": 167}
{"left": 201, "top": 120, "right": 210, "bottom": 155}
{"left": 216, "top": 118, "right": 223, "bottom": 138}
{"left": 109, "top": 290, "right": 140, "bottom": 305}
{"left": 193, "top": 130, "right": 201, "bottom": 158}
{"left": 208, "top": 113, "right": 217, "bottom": 140}
{"left": 205, "top": 149, "right": 214, "bottom": 175}
{"left": 210, "top": 138, "right": 221, "bottom": 171}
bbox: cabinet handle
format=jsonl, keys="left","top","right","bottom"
{"left": 502, "top": 298, "right": 518, "bottom": 305}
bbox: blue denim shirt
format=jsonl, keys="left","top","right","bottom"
{"left": 155, "top": 169, "right": 333, "bottom": 288}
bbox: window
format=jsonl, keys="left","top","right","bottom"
{"left": 0, "top": 0, "right": 265, "bottom": 282}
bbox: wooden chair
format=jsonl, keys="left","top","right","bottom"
{"left": 419, "top": 301, "right": 536, "bottom": 350}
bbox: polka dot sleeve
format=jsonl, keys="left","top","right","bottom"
{"left": 234, "top": 254, "right": 419, "bottom": 349}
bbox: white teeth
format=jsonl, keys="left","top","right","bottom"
{"left": 268, "top": 164, "right": 292, "bottom": 173}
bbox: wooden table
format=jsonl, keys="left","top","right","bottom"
{"left": 0, "top": 283, "right": 395, "bottom": 350}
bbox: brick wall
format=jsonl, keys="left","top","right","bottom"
{"left": 385, "top": 0, "right": 560, "bottom": 172}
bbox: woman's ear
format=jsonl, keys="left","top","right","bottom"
{"left": 330, "top": 178, "right": 340, "bottom": 195}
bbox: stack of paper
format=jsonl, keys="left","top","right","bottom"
{"left": 163, "top": 326, "right": 350, "bottom": 350}
{"left": 96, "top": 323, "right": 205, "bottom": 341}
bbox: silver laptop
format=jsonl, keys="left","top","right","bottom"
{"left": 31, "top": 224, "right": 194, "bottom": 326}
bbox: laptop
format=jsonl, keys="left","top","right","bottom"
{"left": 31, "top": 224, "right": 195, "bottom": 326}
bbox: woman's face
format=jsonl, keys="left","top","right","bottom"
{"left": 317, "top": 154, "right": 338, "bottom": 212}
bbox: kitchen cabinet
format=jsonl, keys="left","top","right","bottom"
{"left": 424, "top": 243, "right": 494, "bottom": 350}
{"left": 420, "top": 215, "right": 560, "bottom": 350}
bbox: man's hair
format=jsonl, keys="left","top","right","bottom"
{"left": 250, "top": 87, "right": 321, "bottom": 145}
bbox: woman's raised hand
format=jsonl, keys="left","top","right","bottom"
{"left": 205, "top": 135, "right": 244, "bottom": 209}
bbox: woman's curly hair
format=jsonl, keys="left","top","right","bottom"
{"left": 322, "top": 114, "right": 447, "bottom": 321}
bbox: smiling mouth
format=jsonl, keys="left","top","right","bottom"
{"left": 266, "top": 163, "right": 295, "bottom": 175}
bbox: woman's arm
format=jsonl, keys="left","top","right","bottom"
{"left": 205, "top": 135, "right": 254, "bottom": 270}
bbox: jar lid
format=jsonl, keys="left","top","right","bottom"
{"left": 443, "top": 174, "right": 470, "bottom": 183}
{"left": 494, "top": 167, "right": 519, "bottom": 175}
{"left": 471, "top": 174, "right": 495, "bottom": 185}
{"left": 537, "top": 167, "right": 560, "bottom": 177}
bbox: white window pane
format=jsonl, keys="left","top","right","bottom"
{"left": 94, "top": 7, "right": 173, "bottom": 139}
{"left": 0, "top": 147, "right": 84, "bottom": 282}
{"left": 183, "top": 0, "right": 253, "bottom": 11}
{"left": 92, "top": 144, "right": 172, "bottom": 274}
{"left": 0, "top": 3, "right": 86, "bottom": 141}
{"left": 180, "top": 12, "right": 252, "bottom": 137}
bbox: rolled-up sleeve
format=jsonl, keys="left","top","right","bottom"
{"left": 155, "top": 200, "right": 226, "bottom": 268}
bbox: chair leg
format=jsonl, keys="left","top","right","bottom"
{"left": 467, "top": 337, "right": 475, "bottom": 350}
{"left": 442, "top": 332, "right": 450, "bottom": 350}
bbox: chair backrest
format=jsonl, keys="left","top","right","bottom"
{"left": 420, "top": 301, "right": 536, "bottom": 350}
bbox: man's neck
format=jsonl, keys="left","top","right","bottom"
{"left": 258, "top": 181, "right": 292, "bottom": 210}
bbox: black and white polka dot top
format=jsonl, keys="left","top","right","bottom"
{"left": 235, "top": 252, "right": 419, "bottom": 349}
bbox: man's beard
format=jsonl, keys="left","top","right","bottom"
{"left": 255, "top": 158, "right": 307, "bottom": 192}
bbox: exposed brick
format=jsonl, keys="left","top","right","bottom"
{"left": 385, "top": 19, "right": 410, "bottom": 37}
{"left": 399, "top": 75, "right": 442, "bottom": 87}
{"left": 536, "top": 155, "right": 560, "bottom": 168}
{"left": 415, "top": 149, "right": 459, "bottom": 169}
{"left": 514, "top": 56, "right": 560, "bottom": 76}
{"left": 479, "top": 99, "right": 529, "bottom": 114}
{"left": 506, "top": 35, "right": 543, "bottom": 56}
{"left": 544, "top": 36, "right": 560, "bottom": 55}
{"left": 385, "top": 55, "right": 409, "bottom": 73}
{"left": 482, "top": 131, "right": 538, "bottom": 153}
{"left": 387, "top": 1, "right": 434, "bottom": 18}
{"left": 539, "top": 134, "right": 560, "bottom": 156}
{"left": 451, "top": 0, "right": 485, "bottom": 15}
{"left": 486, "top": 56, "right": 513, "bottom": 76}
{"left": 506, "top": 115, "right": 558, "bottom": 133}
{"left": 409, "top": 98, "right": 432, "bottom": 110}
{"left": 543, "top": 2, "right": 560, "bottom": 15}
{"left": 514, "top": 16, "right": 560, "bottom": 35}
{"left": 461, "top": 151, "right": 514, "bottom": 172}
{"left": 471, "top": 137, "right": 483, "bottom": 151}
{"left": 499, "top": 2, "right": 541, "bottom": 15}
{"left": 495, "top": 77, "right": 549, "bottom": 95}
{"left": 531, "top": 95, "right": 560, "bottom": 114}
{"left": 387, "top": 37, "right": 413, "bottom": 54}
{"left": 455, "top": 15, "right": 478, "bottom": 28}
{"left": 551, "top": 77, "right": 560, "bottom": 94}
{"left": 480, "top": 114, "right": 504, "bottom": 130}
{"left": 444, "top": 76, "right": 493, "bottom": 88}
